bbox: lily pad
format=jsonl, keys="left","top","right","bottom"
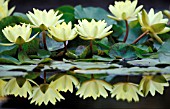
{"left": 74, "top": 5, "right": 116, "bottom": 25}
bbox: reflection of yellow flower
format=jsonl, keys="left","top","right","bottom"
{"left": 139, "top": 75, "right": 169, "bottom": 96}
{"left": 50, "top": 74, "right": 79, "bottom": 93}
{"left": 4, "top": 78, "right": 33, "bottom": 98}
{"left": 75, "top": 19, "right": 113, "bottom": 40}
{"left": 0, "top": 79, "right": 7, "bottom": 96}
{"left": 29, "top": 84, "right": 65, "bottom": 106}
{"left": 1, "top": 24, "right": 38, "bottom": 46}
{"left": 48, "top": 22, "right": 77, "bottom": 42}
{"left": 108, "top": 0, "right": 143, "bottom": 21}
{"left": 76, "top": 79, "right": 112, "bottom": 100}
{"left": 0, "top": 0, "right": 15, "bottom": 20}
{"left": 26, "top": 8, "right": 63, "bottom": 30}
{"left": 111, "top": 82, "right": 143, "bottom": 102}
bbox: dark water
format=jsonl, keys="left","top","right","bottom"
{"left": 1, "top": 76, "right": 170, "bottom": 109}
{"left": 9, "top": 0, "right": 170, "bottom": 13}
{"left": 1, "top": 88, "right": 170, "bottom": 109}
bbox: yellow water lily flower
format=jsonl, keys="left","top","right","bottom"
{"left": 163, "top": 9, "right": 170, "bottom": 19}
{"left": 29, "top": 84, "right": 65, "bottom": 106}
{"left": 0, "top": 0, "right": 15, "bottom": 20}
{"left": 4, "top": 78, "right": 33, "bottom": 98}
{"left": 48, "top": 22, "right": 77, "bottom": 42}
{"left": 139, "top": 75, "right": 169, "bottom": 96}
{"left": 50, "top": 74, "right": 79, "bottom": 93}
{"left": 111, "top": 82, "right": 143, "bottom": 102}
{"left": 0, "top": 79, "right": 7, "bottom": 96}
{"left": 76, "top": 79, "right": 112, "bottom": 100}
{"left": 1, "top": 23, "right": 38, "bottom": 46}
{"left": 26, "top": 8, "right": 63, "bottom": 30}
{"left": 75, "top": 19, "right": 113, "bottom": 40}
{"left": 138, "top": 9, "right": 170, "bottom": 43}
{"left": 108, "top": 0, "right": 143, "bottom": 21}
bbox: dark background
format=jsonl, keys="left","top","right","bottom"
{"left": 9, "top": 0, "right": 170, "bottom": 13}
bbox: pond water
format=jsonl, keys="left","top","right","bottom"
{"left": 0, "top": 75, "right": 170, "bottom": 108}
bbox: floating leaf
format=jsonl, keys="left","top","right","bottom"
{"left": 56, "top": 5, "right": 75, "bottom": 23}
{"left": 0, "top": 55, "right": 19, "bottom": 65}
{"left": 74, "top": 5, "right": 116, "bottom": 25}
{"left": 45, "top": 35, "right": 65, "bottom": 51}
{"left": 158, "top": 39, "right": 170, "bottom": 64}
{"left": 109, "top": 43, "right": 136, "bottom": 59}
{"left": 37, "top": 49, "right": 51, "bottom": 58}
{"left": 22, "top": 38, "right": 40, "bottom": 55}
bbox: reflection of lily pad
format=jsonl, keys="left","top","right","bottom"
{"left": 127, "top": 59, "right": 160, "bottom": 67}
{"left": 0, "top": 65, "right": 37, "bottom": 71}
{"left": 0, "top": 71, "right": 27, "bottom": 77}
{"left": 74, "top": 67, "right": 170, "bottom": 75}
{"left": 49, "top": 61, "right": 120, "bottom": 71}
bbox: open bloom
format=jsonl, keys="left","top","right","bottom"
{"left": 0, "top": 79, "right": 7, "bottom": 96}
{"left": 0, "top": 0, "right": 15, "bottom": 20}
{"left": 75, "top": 19, "right": 113, "bottom": 40}
{"left": 76, "top": 79, "right": 112, "bottom": 100}
{"left": 4, "top": 78, "right": 33, "bottom": 98}
{"left": 139, "top": 75, "right": 169, "bottom": 96}
{"left": 29, "top": 84, "right": 65, "bottom": 106}
{"left": 1, "top": 24, "right": 38, "bottom": 45}
{"left": 111, "top": 82, "right": 143, "bottom": 102}
{"left": 26, "top": 8, "right": 63, "bottom": 30}
{"left": 50, "top": 74, "right": 79, "bottom": 93}
{"left": 48, "top": 22, "right": 77, "bottom": 42}
{"left": 138, "top": 9, "right": 170, "bottom": 35}
{"left": 108, "top": 0, "right": 143, "bottom": 21}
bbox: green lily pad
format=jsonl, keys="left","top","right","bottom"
{"left": 0, "top": 55, "right": 19, "bottom": 65}
{"left": 74, "top": 5, "right": 116, "bottom": 25}
{"left": 158, "top": 39, "right": 170, "bottom": 64}
{"left": 109, "top": 43, "right": 136, "bottom": 59}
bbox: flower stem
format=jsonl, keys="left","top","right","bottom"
{"left": 63, "top": 41, "right": 67, "bottom": 53}
{"left": 127, "top": 75, "right": 130, "bottom": 82}
{"left": 90, "top": 40, "right": 93, "bottom": 57}
{"left": 132, "top": 30, "right": 149, "bottom": 44}
{"left": 42, "top": 30, "right": 47, "bottom": 50}
{"left": 123, "top": 20, "right": 129, "bottom": 43}
{"left": 91, "top": 74, "right": 94, "bottom": 79}
{"left": 19, "top": 44, "right": 23, "bottom": 52}
{"left": 152, "top": 32, "right": 163, "bottom": 44}
{"left": 44, "top": 71, "right": 46, "bottom": 84}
